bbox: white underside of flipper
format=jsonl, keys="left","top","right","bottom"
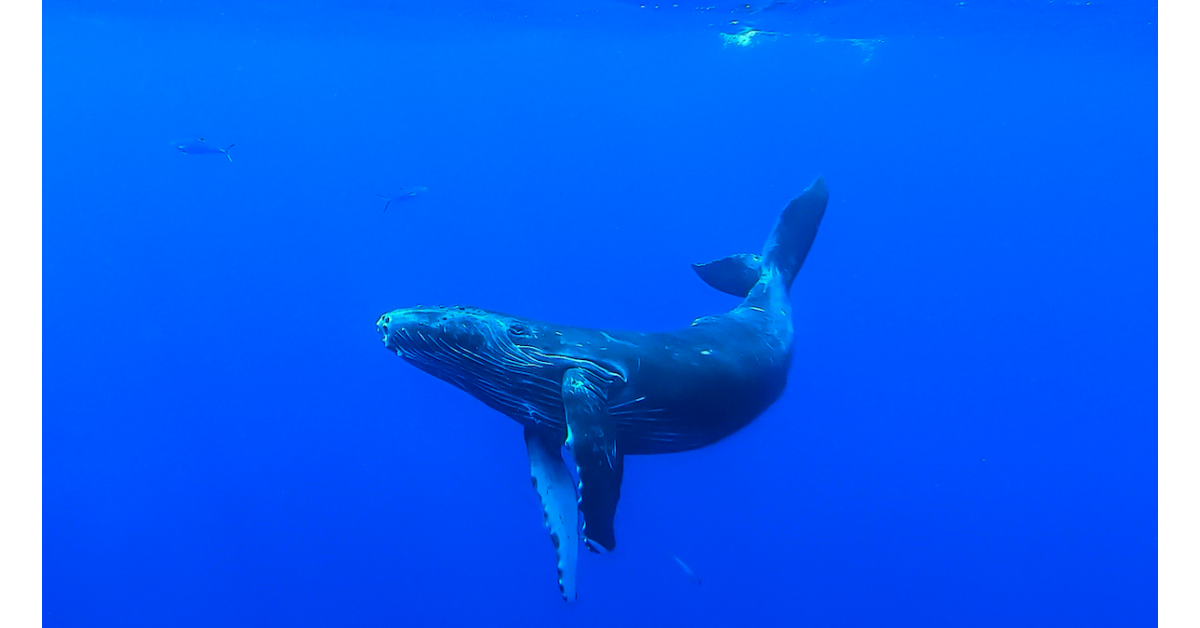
{"left": 525, "top": 428, "right": 580, "bottom": 602}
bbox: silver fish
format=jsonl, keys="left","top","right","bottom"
{"left": 174, "top": 138, "right": 235, "bottom": 163}
{"left": 379, "top": 186, "right": 429, "bottom": 212}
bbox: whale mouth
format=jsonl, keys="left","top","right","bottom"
{"left": 376, "top": 311, "right": 463, "bottom": 369}
{"left": 375, "top": 311, "right": 411, "bottom": 356}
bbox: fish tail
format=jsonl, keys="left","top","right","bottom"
{"left": 224, "top": 144, "right": 235, "bottom": 163}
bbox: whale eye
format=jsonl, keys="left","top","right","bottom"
{"left": 508, "top": 322, "right": 529, "bottom": 337}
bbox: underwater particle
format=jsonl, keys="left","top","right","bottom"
{"left": 669, "top": 554, "right": 702, "bottom": 585}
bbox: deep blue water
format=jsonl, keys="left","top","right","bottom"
{"left": 44, "top": 1, "right": 1157, "bottom": 626}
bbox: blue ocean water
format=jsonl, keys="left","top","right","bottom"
{"left": 43, "top": 1, "right": 1157, "bottom": 626}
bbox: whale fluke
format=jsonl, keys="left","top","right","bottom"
{"left": 762, "top": 177, "right": 829, "bottom": 292}
{"left": 693, "top": 253, "right": 763, "bottom": 297}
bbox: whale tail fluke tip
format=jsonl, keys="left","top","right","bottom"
{"left": 762, "top": 176, "right": 830, "bottom": 291}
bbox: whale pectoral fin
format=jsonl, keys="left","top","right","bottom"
{"left": 692, "top": 253, "right": 763, "bottom": 297}
{"left": 561, "top": 367, "right": 623, "bottom": 554}
{"left": 524, "top": 427, "right": 579, "bottom": 602}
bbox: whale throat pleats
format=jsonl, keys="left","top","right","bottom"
{"left": 524, "top": 428, "right": 580, "bottom": 602}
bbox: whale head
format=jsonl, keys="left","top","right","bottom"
{"left": 376, "top": 305, "right": 625, "bottom": 422}
{"left": 378, "top": 306, "right": 560, "bottom": 418}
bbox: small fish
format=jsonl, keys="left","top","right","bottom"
{"left": 174, "top": 138, "right": 235, "bottom": 163}
{"left": 379, "top": 186, "right": 429, "bottom": 212}
{"left": 669, "top": 554, "right": 702, "bottom": 585}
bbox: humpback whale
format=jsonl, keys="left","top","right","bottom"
{"left": 375, "top": 177, "right": 830, "bottom": 601}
